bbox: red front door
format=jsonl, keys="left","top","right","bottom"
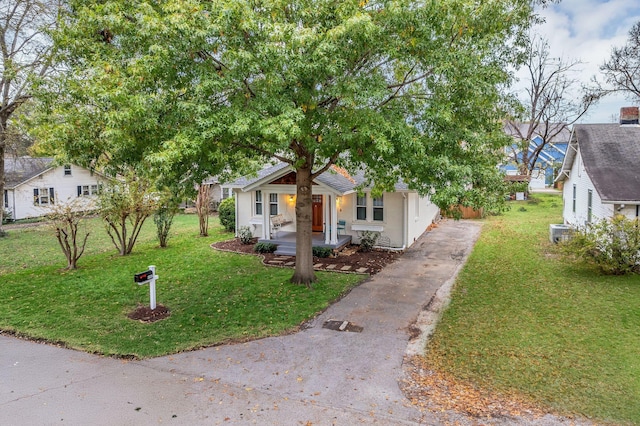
{"left": 312, "top": 195, "right": 323, "bottom": 232}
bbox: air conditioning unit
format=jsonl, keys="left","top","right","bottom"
{"left": 549, "top": 224, "right": 572, "bottom": 243}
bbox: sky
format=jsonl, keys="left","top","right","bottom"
{"left": 515, "top": 0, "right": 640, "bottom": 123}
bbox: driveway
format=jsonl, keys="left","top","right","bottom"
{"left": 1, "top": 219, "right": 481, "bottom": 425}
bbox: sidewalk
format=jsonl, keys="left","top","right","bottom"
{"left": 1, "top": 219, "right": 482, "bottom": 425}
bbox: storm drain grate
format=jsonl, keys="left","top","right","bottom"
{"left": 322, "top": 320, "right": 363, "bottom": 333}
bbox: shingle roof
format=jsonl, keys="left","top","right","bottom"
{"left": 224, "top": 162, "right": 410, "bottom": 193}
{"left": 4, "top": 156, "right": 55, "bottom": 188}
{"left": 573, "top": 124, "right": 640, "bottom": 202}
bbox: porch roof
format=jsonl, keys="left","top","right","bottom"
{"left": 223, "top": 162, "right": 410, "bottom": 194}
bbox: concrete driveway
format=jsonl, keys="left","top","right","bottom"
{"left": 1, "top": 220, "right": 482, "bottom": 425}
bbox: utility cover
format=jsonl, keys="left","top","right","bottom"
{"left": 322, "top": 320, "right": 363, "bottom": 333}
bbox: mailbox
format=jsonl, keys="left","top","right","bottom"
{"left": 134, "top": 270, "right": 153, "bottom": 283}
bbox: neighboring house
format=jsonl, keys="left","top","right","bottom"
{"left": 4, "top": 156, "right": 108, "bottom": 220}
{"left": 503, "top": 122, "right": 571, "bottom": 189}
{"left": 223, "top": 162, "right": 440, "bottom": 252}
{"left": 555, "top": 107, "right": 640, "bottom": 227}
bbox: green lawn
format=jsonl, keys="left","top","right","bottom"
{"left": 426, "top": 193, "right": 640, "bottom": 425}
{"left": 0, "top": 215, "right": 363, "bottom": 358}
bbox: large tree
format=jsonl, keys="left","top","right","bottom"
{"left": 38, "top": 0, "right": 536, "bottom": 285}
{"left": 505, "top": 36, "right": 595, "bottom": 176}
{"left": 0, "top": 0, "right": 58, "bottom": 234}
{"left": 597, "top": 21, "right": 640, "bottom": 100}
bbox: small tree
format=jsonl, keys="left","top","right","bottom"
{"left": 218, "top": 197, "right": 235, "bottom": 233}
{"left": 563, "top": 215, "right": 640, "bottom": 275}
{"left": 154, "top": 193, "right": 179, "bottom": 248}
{"left": 48, "top": 198, "right": 92, "bottom": 269}
{"left": 99, "top": 173, "right": 156, "bottom": 255}
{"left": 195, "top": 184, "right": 210, "bottom": 237}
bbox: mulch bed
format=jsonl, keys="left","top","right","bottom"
{"left": 211, "top": 238, "right": 401, "bottom": 275}
{"left": 127, "top": 304, "right": 171, "bottom": 323}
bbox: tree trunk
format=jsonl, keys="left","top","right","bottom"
{"left": 0, "top": 115, "right": 7, "bottom": 236}
{"left": 290, "top": 164, "right": 317, "bottom": 286}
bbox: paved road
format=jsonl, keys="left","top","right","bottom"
{"left": 1, "top": 220, "right": 482, "bottom": 425}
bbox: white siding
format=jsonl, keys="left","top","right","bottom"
{"left": 562, "top": 149, "right": 613, "bottom": 226}
{"left": 10, "top": 165, "right": 107, "bottom": 220}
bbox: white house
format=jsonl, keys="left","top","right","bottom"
{"left": 4, "top": 156, "right": 108, "bottom": 220}
{"left": 223, "top": 162, "right": 440, "bottom": 254}
{"left": 555, "top": 107, "right": 640, "bottom": 227}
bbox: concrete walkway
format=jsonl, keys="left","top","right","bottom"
{"left": 1, "top": 220, "right": 482, "bottom": 425}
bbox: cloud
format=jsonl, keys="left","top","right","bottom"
{"left": 514, "top": 1, "right": 640, "bottom": 123}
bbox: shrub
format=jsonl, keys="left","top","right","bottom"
{"left": 312, "top": 246, "right": 332, "bottom": 258}
{"left": 154, "top": 200, "right": 179, "bottom": 248}
{"left": 2, "top": 208, "right": 13, "bottom": 224}
{"left": 218, "top": 197, "right": 235, "bottom": 232}
{"left": 563, "top": 215, "right": 640, "bottom": 275}
{"left": 254, "top": 242, "right": 277, "bottom": 253}
{"left": 238, "top": 226, "right": 254, "bottom": 244}
{"left": 359, "top": 230, "right": 380, "bottom": 252}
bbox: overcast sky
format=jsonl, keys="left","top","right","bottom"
{"left": 514, "top": 0, "right": 640, "bottom": 123}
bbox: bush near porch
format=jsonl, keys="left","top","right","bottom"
{"left": 425, "top": 193, "right": 640, "bottom": 424}
{"left": 0, "top": 215, "right": 362, "bottom": 358}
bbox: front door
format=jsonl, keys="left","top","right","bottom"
{"left": 312, "top": 195, "right": 323, "bottom": 232}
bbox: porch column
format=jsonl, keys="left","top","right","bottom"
{"left": 330, "top": 194, "right": 338, "bottom": 245}
{"left": 262, "top": 191, "right": 270, "bottom": 240}
{"left": 324, "top": 194, "right": 331, "bottom": 244}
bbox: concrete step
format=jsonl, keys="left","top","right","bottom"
{"left": 274, "top": 245, "right": 297, "bottom": 255}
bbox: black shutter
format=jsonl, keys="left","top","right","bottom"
{"left": 78, "top": 186, "right": 82, "bottom": 197}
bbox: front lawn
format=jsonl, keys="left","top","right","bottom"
{"left": 426, "top": 193, "right": 640, "bottom": 425}
{"left": 0, "top": 215, "right": 363, "bottom": 358}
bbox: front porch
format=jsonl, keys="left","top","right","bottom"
{"left": 259, "top": 231, "right": 352, "bottom": 256}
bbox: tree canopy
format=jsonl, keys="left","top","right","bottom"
{"left": 36, "top": 0, "right": 536, "bottom": 284}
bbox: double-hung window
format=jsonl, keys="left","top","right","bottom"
{"left": 373, "top": 196, "right": 384, "bottom": 221}
{"left": 269, "top": 193, "right": 278, "bottom": 215}
{"left": 64, "top": 165, "right": 72, "bottom": 176}
{"left": 255, "top": 190, "right": 263, "bottom": 215}
{"left": 34, "top": 188, "right": 55, "bottom": 206}
{"left": 77, "top": 185, "right": 98, "bottom": 197}
{"left": 572, "top": 184, "right": 576, "bottom": 213}
{"left": 587, "top": 189, "right": 593, "bottom": 223}
{"left": 356, "top": 195, "right": 367, "bottom": 220}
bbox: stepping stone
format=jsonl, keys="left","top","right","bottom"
{"left": 356, "top": 267, "right": 369, "bottom": 273}
{"left": 325, "top": 264, "right": 337, "bottom": 270}
{"left": 274, "top": 257, "right": 291, "bottom": 261}
{"left": 268, "top": 260, "right": 284, "bottom": 265}
{"left": 314, "top": 263, "right": 324, "bottom": 268}
{"left": 340, "top": 265, "right": 352, "bottom": 271}
{"left": 285, "top": 262, "right": 295, "bottom": 266}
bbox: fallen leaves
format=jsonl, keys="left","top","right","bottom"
{"left": 402, "top": 355, "right": 548, "bottom": 420}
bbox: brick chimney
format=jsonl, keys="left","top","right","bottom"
{"left": 620, "top": 106, "right": 640, "bottom": 125}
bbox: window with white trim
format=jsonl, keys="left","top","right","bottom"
{"left": 372, "top": 195, "right": 384, "bottom": 221}
{"left": 356, "top": 195, "right": 367, "bottom": 220}
{"left": 587, "top": 189, "right": 593, "bottom": 223}
{"left": 269, "top": 193, "right": 278, "bottom": 215}
{"left": 64, "top": 165, "right": 72, "bottom": 176}
{"left": 221, "top": 187, "right": 232, "bottom": 200}
{"left": 255, "top": 190, "right": 263, "bottom": 215}
{"left": 77, "top": 185, "right": 99, "bottom": 197}
{"left": 34, "top": 188, "right": 55, "bottom": 206}
{"left": 572, "top": 184, "right": 576, "bottom": 213}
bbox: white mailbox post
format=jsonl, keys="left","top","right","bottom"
{"left": 134, "top": 265, "right": 158, "bottom": 309}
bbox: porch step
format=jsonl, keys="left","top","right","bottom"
{"left": 274, "top": 247, "right": 297, "bottom": 256}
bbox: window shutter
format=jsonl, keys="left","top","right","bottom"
{"left": 33, "top": 188, "right": 39, "bottom": 205}
{"left": 78, "top": 186, "right": 82, "bottom": 197}
{"left": 49, "top": 188, "right": 55, "bottom": 204}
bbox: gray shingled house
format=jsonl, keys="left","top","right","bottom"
{"left": 222, "top": 162, "right": 440, "bottom": 254}
{"left": 555, "top": 107, "right": 640, "bottom": 226}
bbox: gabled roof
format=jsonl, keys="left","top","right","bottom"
{"left": 224, "top": 162, "right": 409, "bottom": 194}
{"left": 557, "top": 124, "right": 640, "bottom": 202}
{"left": 504, "top": 122, "right": 571, "bottom": 143}
{"left": 4, "top": 156, "right": 55, "bottom": 189}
